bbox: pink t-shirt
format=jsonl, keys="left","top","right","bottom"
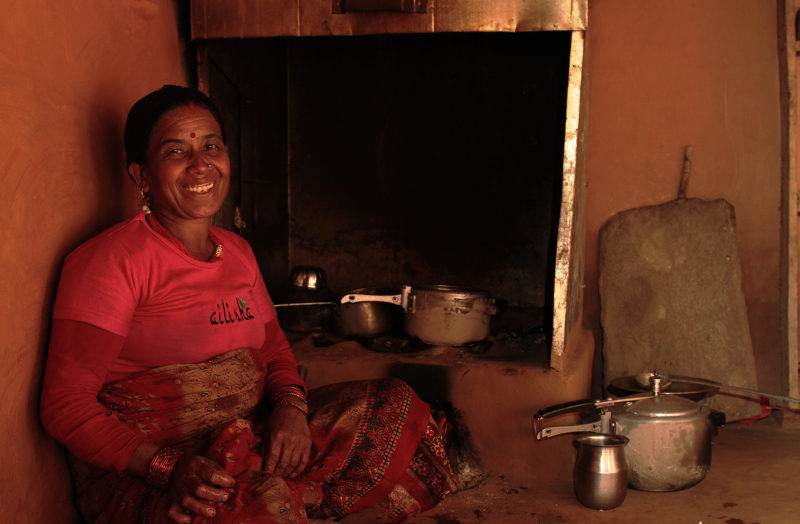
{"left": 54, "top": 212, "right": 274, "bottom": 381}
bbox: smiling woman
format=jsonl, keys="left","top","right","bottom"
{"left": 40, "top": 85, "right": 456, "bottom": 523}
{"left": 126, "top": 90, "right": 232, "bottom": 260}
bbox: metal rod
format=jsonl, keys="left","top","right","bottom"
{"left": 672, "top": 375, "right": 800, "bottom": 406}
{"left": 594, "top": 393, "right": 655, "bottom": 409}
{"left": 273, "top": 301, "right": 337, "bottom": 308}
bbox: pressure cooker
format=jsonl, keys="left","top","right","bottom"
{"left": 534, "top": 374, "right": 726, "bottom": 492}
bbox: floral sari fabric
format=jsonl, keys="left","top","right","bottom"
{"left": 69, "top": 348, "right": 457, "bottom": 523}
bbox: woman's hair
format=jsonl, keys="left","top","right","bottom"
{"left": 123, "top": 85, "right": 226, "bottom": 166}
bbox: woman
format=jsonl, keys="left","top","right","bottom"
{"left": 41, "top": 85, "right": 456, "bottom": 523}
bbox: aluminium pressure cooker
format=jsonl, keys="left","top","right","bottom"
{"left": 534, "top": 374, "right": 726, "bottom": 492}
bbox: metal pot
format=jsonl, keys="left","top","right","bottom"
{"left": 275, "top": 268, "right": 336, "bottom": 333}
{"left": 533, "top": 375, "right": 726, "bottom": 492}
{"left": 334, "top": 288, "right": 403, "bottom": 338}
{"left": 573, "top": 434, "right": 629, "bottom": 510}
{"left": 341, "top": 284, "right": 497, "bottom": 346}
{"left": 290, "top": 265, "right": 327, "bottom": 290}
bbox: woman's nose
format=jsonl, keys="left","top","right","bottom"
{"left": 187, "top": 150, "right": 212, "bottom": 171}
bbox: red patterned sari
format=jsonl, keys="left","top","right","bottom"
{"left": 70, "top": 349, "right": 456, "bottom": 523}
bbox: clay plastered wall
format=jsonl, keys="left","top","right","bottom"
{"left": 584, "top": 0, "right": 782, "bottom": 392}
{"left": 0, "top": 1, "right": 186, "bottom": 521}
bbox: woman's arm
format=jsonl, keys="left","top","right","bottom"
{"left": 261, "top": 317, "right": 306, "bottom": 397}
{"left": 42, "top": 319, "right": 234, "bottom": 523}
{"left": 41, "top": 319, "right": 146, "bottom": 471}
{"left": 258, "top": 318, "right": 312, "bottom": 478}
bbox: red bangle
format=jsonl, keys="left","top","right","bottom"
{"left": 147, "top": 446, "right": 183, "bottom": 488}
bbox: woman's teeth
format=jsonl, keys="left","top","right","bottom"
{"left": 185, "top": 182, "right": 214, "bottom": 194}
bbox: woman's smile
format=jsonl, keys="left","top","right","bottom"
{"left": 134, "top": 104, "right": 231, "bottom": 222}
{"left": 184, "top": 181, "right": 215, "bottom": 194}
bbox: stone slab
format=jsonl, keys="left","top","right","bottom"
{"left": 599, "top": 198, "right": 760, "bottom": 420}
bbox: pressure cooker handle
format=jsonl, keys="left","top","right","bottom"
{"left": 341, "top": 293, "right": 404, "bottom": 307}
{"left": 533, "top": 399, "right": 603, "bottom": 441}
{"left": 534, "top": 399, "right": 598, "bottom": 420}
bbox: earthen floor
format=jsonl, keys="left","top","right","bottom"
{"left": 340, "top": 413, "right": 800, "bottom": 524}
{"left": 412, "top": 414, "right": 799, "bottom": 524}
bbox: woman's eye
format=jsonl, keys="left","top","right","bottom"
{"left": 205, "top": 143, "right": 221, "bottom": 152}
{"left": 166, "top": 147, "right": 184, "bottom": 156}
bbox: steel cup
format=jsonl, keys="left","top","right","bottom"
{"left": 573, "top": 433, "right": 629, "bottom": 510}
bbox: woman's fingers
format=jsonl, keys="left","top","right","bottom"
{"left": 195, "top": 482, "right": 230, "bottom": 502}
{"left": 266, "top": 431, "right": 298, "bottom": 476}
{"left": 168, "top": 454, "right": 233, "bottom": 522}
{"left": 286, "top": 437, "right": 311, "bottom": 478}
{"left": 167, "top": 503, "right": 192, "bottom": 524}
{"left": 274, "top": 433, "right": 314, "bottom": 478}
{"left": 197, "top": 458, "right": 235, "bottom": 489}
{"left": 279, "top": 439, "right": 303, "bottom": 477}
{"left": 182, "top": 495, "right": 217, "bottom": 519}
{"left": 264, "top": 406, "right": 312, "bottom": 477}
{"left": 295, "top": 438, "right": 312, "bottom": 477}
{"left": 265, "top": 433, "right": 283, "bottom": 474}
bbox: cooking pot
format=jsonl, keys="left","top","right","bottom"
{"left": 533, "top": 375, "right": 726, "bottom": 492}
{"left": 334, "top": 288, "right": 403, "bottom": 338}
{"left": 290, "top": 265, "right": 327, "bottom": 290}
{"left": 274, "top": 266, "right": 336, "bottom": 332}
{"left": 341, "top": 285, "right": 497, "bottom": 346}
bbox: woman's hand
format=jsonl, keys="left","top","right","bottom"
{"left": 166, "top": 454, "right": 235, "bottom": 523}
{"left": 264, "top": 405, "right": 311, "bottom": 478}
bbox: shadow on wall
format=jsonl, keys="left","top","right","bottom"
{"left": 34, "top": 87, "right": 137, "bottom": 501}
{"left": 386, "top": 362, "right": 487, "bottom": 489}
{"left": 89, "top": 87, "right": 136, "bottom": 227}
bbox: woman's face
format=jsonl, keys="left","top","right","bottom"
{"left": 133, "top": 104, "right": 230, "bottom": 222}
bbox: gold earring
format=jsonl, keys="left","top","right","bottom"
{"left": 139, "top": 187, "right": 151, "bottom": 214}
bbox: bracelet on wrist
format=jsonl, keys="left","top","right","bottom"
{"left": 274, "top": 397, "right": 309, "bottom": 417}
{"left": 272, "top": 385, "right": 306, "bottom": 403}
{"left": 147, "top": 446, "right": 183, "bottom": 488}
{"left": 275, "top": 390, "right": 306, "bottom": 404}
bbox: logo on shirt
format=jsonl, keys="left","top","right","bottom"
{"left": 210, "top": 297, "right": 255, "bottom": 325}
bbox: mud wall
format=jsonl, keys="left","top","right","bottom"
{"left": 0, "top": 1, "right": 187, "bottom": 521}
{"left": 583, "top": 0, "right": 783, "bottom": 393}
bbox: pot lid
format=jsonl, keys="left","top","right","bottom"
{"left": 414, "top": 284, "right": 491, "bottom": 297}
{"left": 623, "top": 394, "right": 701, "bottom": 418}
{"left": 609, "top": 375, "right": 719, "bottom": 401}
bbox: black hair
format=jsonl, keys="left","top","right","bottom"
{"left": 123, "top": 85, "right": 226, "bottom": 166}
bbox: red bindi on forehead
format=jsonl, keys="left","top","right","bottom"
{"left": 190, "top": 132, "right": 196, "bottom": 138}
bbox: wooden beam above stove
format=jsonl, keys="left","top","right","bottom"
{"left": 190, "top": 0, "right": 587, "bottom": 39}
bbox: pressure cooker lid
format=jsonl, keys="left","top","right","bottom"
{"left": 625, "top": 394, "right": 701, "bottom": 418}
{"left": 609, "top": 374, "right": 719, "bottom": 401}
{"left": 414, "top": 284, "right": 491, "bottom": 297}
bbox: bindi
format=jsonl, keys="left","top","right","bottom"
{"left": 190, "top": 132, "right": 196, "bottom": 138}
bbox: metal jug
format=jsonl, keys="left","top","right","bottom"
{"left": 573, "top": 434, "right": 629, "bottom": 510}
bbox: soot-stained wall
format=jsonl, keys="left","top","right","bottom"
{"left": 288, "top": 33, "right": 570, "bottom": 307}
{"left": 0, "top": 1, "right": 187, "bottom": 520}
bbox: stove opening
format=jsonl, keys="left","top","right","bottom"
{"left": 203, "top": 31, "right": 571, "bottom": 359}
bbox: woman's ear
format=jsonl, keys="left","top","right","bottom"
{"left": 128, "top": 163, "right": 148, "bottom": 192}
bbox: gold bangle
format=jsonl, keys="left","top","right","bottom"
{"left": 273, "top": 385, "right": 306, "bottom": 401}
{"left": 275, "top": 398, "right": 308, "bottom": 417}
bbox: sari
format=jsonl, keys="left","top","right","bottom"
{"left": 69, "top": 348, "right": 457, "bottom": 523}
